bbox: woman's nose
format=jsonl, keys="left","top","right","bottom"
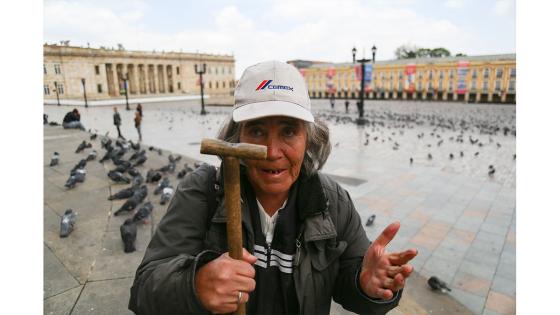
{"left": 266, "top": 139, "right": 283, "bottom": 160}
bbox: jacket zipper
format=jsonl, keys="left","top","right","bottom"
{"left": 294, "top": 227, "right": 304, "bottom": 266}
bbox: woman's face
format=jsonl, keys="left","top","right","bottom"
{"left": 239, "top": 116, "right": 307, "bottom": 200}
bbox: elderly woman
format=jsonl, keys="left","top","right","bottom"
{"left": 129, "top": 61, "right": 417, "bottom": 314}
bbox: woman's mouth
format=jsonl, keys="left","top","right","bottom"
{"left": 260, "top": 168, "right": 287, "bottom": 176}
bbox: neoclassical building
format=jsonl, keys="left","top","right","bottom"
{"left": 289, "top": 54, "right": 516, "bottom": 104}
{"left": 43, "top": 44, "right": 235, "bottom": 104}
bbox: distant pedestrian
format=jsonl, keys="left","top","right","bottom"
{"left": 43, "top": 114, "right": 48, "bottom": 125}
{"left": 344, "top": 100, "right": 349, "bottom": 113}
{"left": 113, "top": 107, "right": 125, "bottom": 139}
{"left": 330, "top": 94, "right": 335, "bottom": 109}
{"left": 62, "top": 108, "right": 85, "bottom": 131}
{"left": 134, "top": 103, "right": 143, "bottom": 142}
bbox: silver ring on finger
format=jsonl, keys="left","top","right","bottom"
{"left": 237, "top": 291, "right": 243, "bottom": 304}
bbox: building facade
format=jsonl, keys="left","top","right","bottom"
{"left": 43, "top": 44, "right": 235, "bottom": 103}
{"left": 290, "top": 54, "right": 516, "bottom": 104}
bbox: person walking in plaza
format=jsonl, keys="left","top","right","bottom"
{"left": 62, "top": 108, "right": 85, "bottom": 131}
{"left": 345, "top": 99, "right": 350, "bottom": 113}
{"left": 113, "top": 107, "right": 125, "bottom": 140}
{"left": 129, "top": 60, "right": 417, "bottom": 315}
{"left": 134, "top": 104, "right": 142, "bottom": 142}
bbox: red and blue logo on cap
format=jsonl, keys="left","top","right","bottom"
{"left": 255, "top": 80, "right": 294, "bottom": 91}
{"left": 256, "top": 80, "right": 273, "bottom": 90}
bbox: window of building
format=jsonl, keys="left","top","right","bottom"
{"left": 95, "top": 65, "right": 100, "bottom": 75}
{"left": 222, "top": 67, "right": 225, "bottom": 74}
{"left": 484, "top": 68, "right": 489, "bottom": 78}
{"left": 448, "top": 80, "right": 454, "bottom": 92}
{"left": 471, "top": 69, "right": 478, "bottom": 79}
{"left": 483, "top": 81, "right": 488, "bottom": 92}
{"left": 495, "top": 80, "right": 502, "bottom": 92}
{"left": 178, "top": 82, "right": 181, "bottom": 90}
{"left": 418, "top": 81, "right": 423, "bottom": 90}
{"left": 223, "top": 81, "right": 226, "bottom": 88}
{"left": 429, "top": 70, "right": 433, "bottom": 80}
{"left": 496, "top": 68, "right": 503, "bottom": 79}
{"left": 209, "top": 81, "right": 212, "bottom": 89}
{"left": 208, "top": 67, "right": 212, "bottom": 74}
{"left": 44, "top": 84, "right": 50, "bottom": 95}
{"left": 54, "top": 64, "right": 61, "bottom": 74}
{"left": 229, "top": 67, "right": 232, "bottom": 74}
{"left": 449, "top": 69, "right": 454, "bottom": 79}
{"left": 510, "top": 68, "right": 516, "bottom": 77}
{"left": 508, "top": 79, "right": 516, "bottom": 92}
{"left": 177, "top": 67, "right": 180, "bottom": 75}
{"left": 57, "top": 83, "right": 64, "bottom": 94}
{"left": 471, "top": 77, "right": 477, "bottom": 90}
{"left": 44, "top": 64, "right": 47, "bottom": 75}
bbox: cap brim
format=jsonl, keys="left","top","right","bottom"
{"left": 233, "top": 101, "right": 314, "bottom": 123}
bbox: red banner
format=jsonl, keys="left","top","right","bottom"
{"left": 405, "top": 64, "right": 416, "bottom": 92}
{"left": 456, "top": 61, "right": 469, "bottom": 94}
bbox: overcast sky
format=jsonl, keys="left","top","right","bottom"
{"left": 44, "top": 0, "right": 515, "bottom": 78}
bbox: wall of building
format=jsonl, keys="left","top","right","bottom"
{"left": 43, "top": 45, "right": 235, "bottom": 103}
{"left": 294, "top": 54, "right": 516, "bottom": 104}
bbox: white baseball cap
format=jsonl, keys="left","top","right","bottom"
{"left": 233, "top": 60, "right": 314, "bottom": 123}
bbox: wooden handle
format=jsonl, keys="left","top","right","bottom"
{"left": 200, "top": 138, "right": 267, "bottom": 160}
{"left": 223, "top": 156, "right": 245, "bottom": 315}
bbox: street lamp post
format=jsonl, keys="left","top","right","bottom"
{"left": 122, "top": 73, "right": 130, "bottom": 110}
{"left": 352, "top": 45, "right": 377, "bottom": 125}
{"left": 53, "top": 82, "right": 60, "bottom": 106}
{"left": 81, "top": 78, "right": 88, "bottom": 108}
{"left": 194, "top": 63, "right": 207, "bottom": 115}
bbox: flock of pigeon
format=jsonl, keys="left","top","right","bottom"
{"left": 49, "top": 132, "right": 198, "bottom": 254}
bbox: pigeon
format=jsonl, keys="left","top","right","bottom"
{"left": 75, "top": 141, "right": 87, "bottom": 153}
{"left": 108, "top": 186, "right": 137, "bottom": 200}
{"left": 428, "top": 276, "right": 451, "bottom": 293}
{"left": 127, "top": 167, "right": 141, "bottom": 177}
{"left": 113, "top": 185, "right": 148, "bottom": 216}
{"left": 146, "top": 169, "right": 162, "bottom": 183}
{"left": 112, "top": 158, "right": 132, "bottom": 169}
{"left": 65, "top": 169, "right": 86, "bottom": 189}
{"left": 427, "top": 153, "right": 432, "bottom": 160}
{"left": 460, "top": 151, "right": 464, "bottom": 157}
{"left": 71, "top": 159, "right": 87, "bottom": 173}
{"left": 59, "top": 209, "right": 77, "bottom": 238}
{"left": 168, "top": 154, "right": 182, "bottom": 163}
{"left": 132, "top": 154, "right": 147, "bottom": 167}
{"left": 488, "top": 166, "right": 496, "bottom": 176}
{"left": 474, "top": 152, "right": 479, "bottom": 157}
{"left": 131, "top": 174, "right": 144, "bottom": 187}
{"left": 132, "top": 201, "right": 154, "bottom": 224}
{"left": 365, "top": 214, "right": 376, "bottom": 227}
{"left": 90, "top": 133, "right": 97, "bottom": 141}
{"left": 48, "top": 121, "right": 60, "bottom": 126}
{"left": 129, "top": 149, "right": 146, "bottom": 162}
{"left": 49, "top": 152, "right": 59, "bottom": 166}
{"left": 157, "top": 162, "right": 176, "bottom": 173}
{"left": 513, "top": 154, "right": 516, "bottom": 160}
{"left": 86, "top": 150, "right": 97, "bottom": 161}
{"left": 409, "top": 158, "right": 413, "bottom": 165}
{"left": 160, "top": 187, "right": 174, "bottom": 205}
{"left": 107, "top": 170, "right": 131, "bottom": 184}
{"left": 120, "top": 218, "right": 137, "bottom": 253}
{"left": 449, "top": 153, "right": 454, "bottom": 160}
{"left": 154, "top": 177, "right": 171, "bottom": 195}
{"left": 129, "top": 140, "right": 141, "bottom": 151}
{"left": 177, "top": 169, "right": 187, "bottom": 179}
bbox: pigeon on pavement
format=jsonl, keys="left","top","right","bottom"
{"left": 108, "top": 170, "right": 131, "bottom": 184}
{"left": 428, "top": 276, "right": 451, "bottom": 293}
{"left": 132, "top": 201, "right": 154, "bottom": 224}
{"left": 365, "top": 214, "right": 376, "bottom": 227}
{"left": 59, "top": 209, "right": 77, "bottom": 238}
{"left": 49, "top": 152, "right": 59, "bottom": 166}
{"left": 120, "top": 218, "right": 137, "bottom": 253}
{"left": 160, "top": 187, "right": 174, "bottom": 205}
{"left": 114, "top": 185, "right": 148, "bottom": 216}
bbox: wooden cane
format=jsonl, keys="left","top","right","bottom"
{"left": 200, "top": 138, "right": 267, "bottom": 315}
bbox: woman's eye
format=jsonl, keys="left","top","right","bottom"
{"left": 249, "top": 128, "right": 263, "bottom": 137}
{"left": 283, "top": 128, "right": 296, "bottom": 137}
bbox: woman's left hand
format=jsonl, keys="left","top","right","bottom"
{"left": 359, "top": 222, "right": 418, "bottom": 300}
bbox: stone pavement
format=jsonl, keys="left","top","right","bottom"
{"left": 44, "top": 125, "right": 474, "bottom": 314}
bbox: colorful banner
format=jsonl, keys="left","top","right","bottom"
{"left": 355, "top": 64, "right": 373, "bottom": 89}
{"left": 405, "top": 64, "right": 416, "bottom": 92}
{"left": 326, "top": 67, "right": 336, "bottom": 93}
{"left": 456, "top": 61, "right": 469, "bottom": 94}
{"left": 299, "top": 69, "right": 306, "bottom": 77}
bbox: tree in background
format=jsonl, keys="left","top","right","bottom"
{"left": 394, "top": 45, "right": 457, "bottom": 59}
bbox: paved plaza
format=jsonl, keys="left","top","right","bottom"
{"left": 44, "top": 99, "right": 515, "bottom": 314}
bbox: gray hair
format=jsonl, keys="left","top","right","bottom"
{"left": 216, "top": 115, "right": 331, "bottom": 177}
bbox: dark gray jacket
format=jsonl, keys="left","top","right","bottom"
{"left": 129, "top": 164, "right": 401, "bottom": 314}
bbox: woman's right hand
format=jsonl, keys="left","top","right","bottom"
{"left": 195, "top": 248, "right": 257, "bottom": 314}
